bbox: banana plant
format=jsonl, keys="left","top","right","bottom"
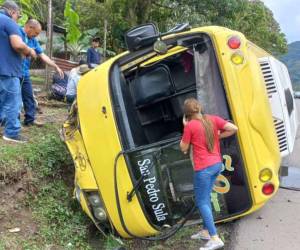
{"left": 64, "top": 0, "right": 81, "bottom": 45}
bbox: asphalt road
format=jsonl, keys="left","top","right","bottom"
{"left": 230, "top": 99, "right": 300, "bottom": 250}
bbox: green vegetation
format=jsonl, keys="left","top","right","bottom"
{"left": 281, "top": 41, "right": 300, "bottom": 91}
{"left": 30, "top": 75, "right": 45, "bottom": 85}
{"left": 0, "top": 125, "right": 70, "bottom": 179}
{"left": 27, "top": 181, "right": 92, "bottom": 249}
{"left": 0, "top": 124, "right": 92, "bottom": 249}
{"left": 75, "top": 0, "right": 287, "bottom": 54}
{"left": 2, "top": 0, "right": 287, "bottom": 56}
{"left": 64, "top": 0, "right": 81, "bottom": 45}
{"left": 0, "top": 0, "right": 44, "bottom": 21}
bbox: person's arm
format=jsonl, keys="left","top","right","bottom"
{"left": 180, "top": 116, "right": 191, "bottom": 154}
{"left": 180, "top": 140, "right": 190, "bottom": 154}
{"left": 39, "top": 53, "right": 64, "bottom": 78}
{"left": 6, "top": 20, "right": 36, "bottom": 58}
{"left": 219, "top": 122, "right": 238, "bottom": 139}
{"left": 9, "top": 34, "right": 36, "bottom": 58}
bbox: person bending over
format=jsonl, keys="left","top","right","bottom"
{"left": 66, "top": 64, "right": 90, "bottom": 105}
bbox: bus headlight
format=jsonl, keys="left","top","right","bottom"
{"left": 87, "top": 192, "right": 108, "bottom": 222}
{"left": 231, "top": 52, "right": 244, "bottom": 65}
{"left": 259, "top": 168, "right": 273, "bottom": 182}
{"left": 75, "top": 185, "right": 81, "bottom": 202}
{"left": 93, "top": 207, "right": 107, "bottom": 222}
{"left": 88, "top": 193, "right": 102, "bottom": 207}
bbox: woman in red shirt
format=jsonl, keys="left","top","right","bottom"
{"left": 180, "top": 98, "right": 238, "bottom": 250}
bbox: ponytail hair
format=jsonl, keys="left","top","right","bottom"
{"left": 183, "top": 98, "right": 215, "bottom": 152}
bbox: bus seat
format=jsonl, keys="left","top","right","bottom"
{"left": 130, "top": 65, "right": 175, "bottom": 106}
{"left": 119, "top": 73, "right": 148, "bottom": 146}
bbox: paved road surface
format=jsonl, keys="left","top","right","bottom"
{"left": 230, "top": 189, "right": 300, "bottom": 250}
{"left": 230, "top": 99, "right": 300, "bottom": 250}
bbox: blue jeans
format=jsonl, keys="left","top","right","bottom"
{"left": 0, "top": 76, "right": 21, "bottom": 137}
{"left": 194, "top": 162, "right": 222, "bottom": 236}
{"left": 21, "top": 76, "right": 35, "bottom": 124}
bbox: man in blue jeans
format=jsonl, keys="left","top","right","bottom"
{"left": 0, "top": 1, "right": 37, "bottom": 143}
{"left": 20, "top": 19, "right": 64, "bottom": 126}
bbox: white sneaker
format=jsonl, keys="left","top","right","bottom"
{"left": 3, "top": 135, "right": 28, "bottom": 143}
{"left": 191, "top": 230, "right": 211, "bottom": 240}
{"left": 200, "top": 238, "right": 224, "bottom": 250}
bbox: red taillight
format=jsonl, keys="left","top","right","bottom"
{"left": 228, "top": 36, "right": 241, "bottom": 49}
{"left": 262, "top": 183, "right": 275, "bottom": 195}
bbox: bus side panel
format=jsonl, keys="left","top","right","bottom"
{"left": 76, "top": 60, "right": 158, "bottom": 238}
{"left": 211, "top": 31, "right": 281, "bottom": 207}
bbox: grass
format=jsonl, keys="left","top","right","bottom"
{"left": 26, "top": 181, "right": 92, "bottom": 249}
{"left": 30, "top": 75, "right": 46, "bottom": 85}
{"left": 0, "top": 124, "right": 71, "bottom": 181}
{"left": 0, "top": 124, "right": 94, "bottom": 249}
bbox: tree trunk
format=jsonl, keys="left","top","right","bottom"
{"left": 45, "top": 0, "right": 53, "bottom": 93}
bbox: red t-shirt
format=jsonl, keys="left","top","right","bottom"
{"left": 181, "top": 115, "right": 227, "bottom": 171}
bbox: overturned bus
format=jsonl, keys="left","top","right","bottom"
{"left": 63, "top": 24, "right": 298, "bottom": 238}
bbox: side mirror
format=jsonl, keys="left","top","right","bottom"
{"left": 125, "top": 23, "right": 159, "bottom": 52}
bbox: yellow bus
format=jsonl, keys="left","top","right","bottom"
{"left": 63, "top": 24, "right": 298, "bottom": 238}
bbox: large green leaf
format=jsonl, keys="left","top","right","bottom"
{"left": 64, "top": 0, "right": 81, "bottom": 45}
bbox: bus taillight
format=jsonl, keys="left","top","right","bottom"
{"left": 262, "top": 183, "right": 275, "bottom": 195}
{"left": 228, "top": 36, "right": 241, "bottom": 49}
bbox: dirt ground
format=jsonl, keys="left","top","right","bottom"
{"left": 0, "top": 177, "right": 38, "bottom": 246}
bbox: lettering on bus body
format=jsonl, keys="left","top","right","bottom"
{"left": 213, "top": 154, "right": 234, "bottom": 194}
{"left": 138, "top": 159, "right": 169, "bottom": 222}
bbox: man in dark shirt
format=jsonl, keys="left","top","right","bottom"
{"left": 86, "top": 37, "right": 102, "bottom": 68}
{"left": 0, "top": 1, "right": 36, "bottom": 143}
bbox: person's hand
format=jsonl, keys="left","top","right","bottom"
{"left": 182, "top": 115, "right": 188, "bottom": 126}
{"left": 56, "top": 66, "right": 64, "bottom": 79}
{"left": 29, "top": 48, "right": 37, "bottom": 59}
